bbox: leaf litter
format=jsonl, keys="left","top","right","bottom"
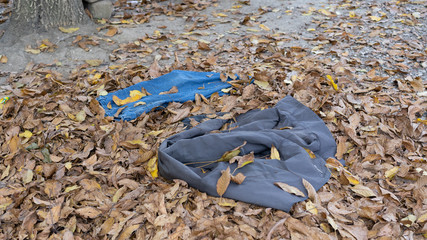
{"left": 0, "top": 0, "right": 426, "bottom": 239}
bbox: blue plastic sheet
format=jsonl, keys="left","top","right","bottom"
{"left": 97, "top": 70, "right": 234, "bottom": 121}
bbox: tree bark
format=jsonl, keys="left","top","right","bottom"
{"left": 10, "top": 0, "right": 88, "bottom": 30}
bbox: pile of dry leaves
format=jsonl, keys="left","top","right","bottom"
{"left": 0, "top": 0, "right": 426, "bottom": 239}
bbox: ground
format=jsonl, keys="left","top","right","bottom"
{"left": 0, "top": 0, "right": 426, "bottom": 239}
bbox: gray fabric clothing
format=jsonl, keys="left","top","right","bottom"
{"left": 158, "top": 96, "right": 336, "bottom": 212}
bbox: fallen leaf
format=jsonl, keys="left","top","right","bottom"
{"left": 217, "top": 142, "right": 246, "bottom": 162}
{"left": 159, "top": 86, "right": 178, "bottom": 95}
{"left": 113, "top": 90, "right": 145, "bottom": 106}
{"left": 304, "top": 147, "right": 316, "bottom": 158}
{"left": 270, "top": 145, "right": 280, "bottom": 160}
{"left": 274, "top": 182, "right": 306, "bottom": 197}
{"left": 75, "top": 207, "right": 102, "bottom": 219}
{"left": 147, "top": 157, "right": 158, "bottom": 178}
{"left": 350, "top": 185, "right": 376, "bottom": 197}
{"left": 85, "top": 59, "right": 103, "bottom": 67}
{"left": 217, "top": 167, "right": 231, "bottom": 197}
{"left": 59, "top": 27, "right": 80, "bottom": 33}
{"left": 0, "top": 55, "right": 7, "bottom": 63}
{"left": 231, "top": 173, "right": 246, "bottom": 184}
{"left": 385, "top": 166, "right": 399, "bottom": 179}
{"left": 105, "top": 26, "right": 118, "bottom": 37}
{"left": 118, "top": 224, "right": 140, "bottom": 240}
{"left": 254, "top": 80, "right": 272, "bottom": 90}
{"left": 236, "top": 152, "right": 254, "bottom": 169}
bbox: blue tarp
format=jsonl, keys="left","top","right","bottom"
{"left": 97, "top": 70, "right": 234, "bottom": 121}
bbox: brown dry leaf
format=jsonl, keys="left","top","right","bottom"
{"left": 100, "top": 217, "right": 115, "bottom": 236}
{"left": 75, "top": 207, "right": 102, "bottom": 219}
{"left": 45, "top": 197, "right": 64, "bottom": 225}
{"left": 302, "top": 178, "right": 318, "bottom": 203}
{"left": 236, "top": 152, "right": 254, "bottom": 169}
{"left": 0, "top": 55, "right": 7, "bottom": 63}
{"left": 231, "top": 173, "right": 246, "bottom": 184}
{"left": 149, "top": 59, "right": 161, "bottom": 78}
{"left": 118, "top": 224, "right": 140, "bottom": 240}
{"left": 274, "top": 182, "right": 306, "bottom": 197}
{"left": 105, "top": 26, "right": 118, "bottom": 37}
{"left": 44, "top": 180, "right": 62, "bottom": 198}
{"left": 216, "top": 167, "right": 231, "bottom": 197}
{"left": 350, "top": 185, "right": 376, "bottom": 198}
{"left": 159, "top": 86, "right": 178, "bottom": 95}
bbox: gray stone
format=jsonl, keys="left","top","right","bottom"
{"left": 87, "top": 0, "right": 113, "bottom": 19}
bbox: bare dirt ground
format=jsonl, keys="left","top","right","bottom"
{"left": 0, "top": 0, "right": 325, "bottom": 87}
{"left": 0, "top": 0, "right": 426, "bottom": 239}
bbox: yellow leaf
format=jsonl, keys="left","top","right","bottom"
{"left": 25, "top": 46, "right": 41, "bottom": 54}
{"left": 22, "top": 169, "right": 33, "bottom": 184}
{"left": 327, "top": 216, "right": 338, "bottom": 230}
{"left": 59, "top": 27, "right": 80, "bottom": 33}
{"left": 218, "top": 142, "right": 246, "bottom": 162}
{"left": 259, "top": 24, "right": 270, "bottom": 31}
{"left": 19, "top": 130, "right": 33, "bottom": 138}
{"left": 65, "top": 185, "right": 80, "bottom": 193}
{"left": 247, "top": 28, "right": 260, "bottom": 32}
{"left": 147, "top": 157, "right": 158, "bottom": 178}
{"left": 112, "top": 187, "right": 127, "bottom": 203}
{"left": 343, "top": 170, "right": 360, "bottom": 185}
{"left": 304, "top": 147, "right": 316, "bottom": 158}
{"left": 217, "top": 167, "right": 231, "bottom": 196}
{"left": 270, "top": 145, "right": 280, "bottom": 160}
{"left": 216, "top": 13, "right": 228, "bottom": 17}
{"left": 417, "top": 212, "right": 427, "bottom": 223}
{"left": 112, "top": 90, "right": 145, "bottom": 106}
{"left": 306, "top": 200, "right": 318, "bottom": 215}
{"left": 1, "top": 165, "right": 10, "bottom": 180}
{"left": 385, "top": 166, "right": 399, "bottom": 179}
{"left": 85, "top": 59, "right": 103, "bottom": 67}
{"left": 349, "top": 11, "right": 356, "bottom": 17}
{"left": 326, "top": 75, "right": 338, "bottom": 91}
{"left": 75, "top": 110, "right": 86, "bottom": 122}
{"left": 370, "top": 16, "right": 382, "bottom": 21}
{"left": 148, "top": 130, "right": 163, "bottom": 136}
{"left": 218, "top": 199, "right": 237, "bottom": 207}
{"left": 307, "top": 28, "right": 316, "bottom": 31}
{"left": 0, "top": 197, "right": 13, "bottom": 210}
{"left": 318, "top": 9, "right": 332, "bottom": 16}
{"left": 350, "top": 184, "right": 376, "bottom": 197}
{"left": 64, "top": 162, "right": 72, "bottom": 170}
{"left": 254, "top": 80, "right": 272, "bottom": 90}
{"left": 274, "top": 182, "right": 306, "bottom": 197}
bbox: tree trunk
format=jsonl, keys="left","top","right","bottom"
{"left": 10, "top": 0, "right": 88, "bottom": 30}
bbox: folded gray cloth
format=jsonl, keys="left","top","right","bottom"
{"left": 158, "top": 96, "right": 336, "bottom": 211}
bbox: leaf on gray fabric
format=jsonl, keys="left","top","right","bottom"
{"left": 217, "top": 167, "right": 231, "bottom": 196}
{"left": 236, "top": 152, "right": 254, "bottom": 169}
{"left": 270, "top": 145, "right": 280, "bottom": 160}
{"left": 217, "top": 141, "right": 247, "bottom": 162}
{"left": 231, "top": 173, "right": 246, "bottom": 184}
{"left": 274, "top": 182, "right": 306, "bottom": 197}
